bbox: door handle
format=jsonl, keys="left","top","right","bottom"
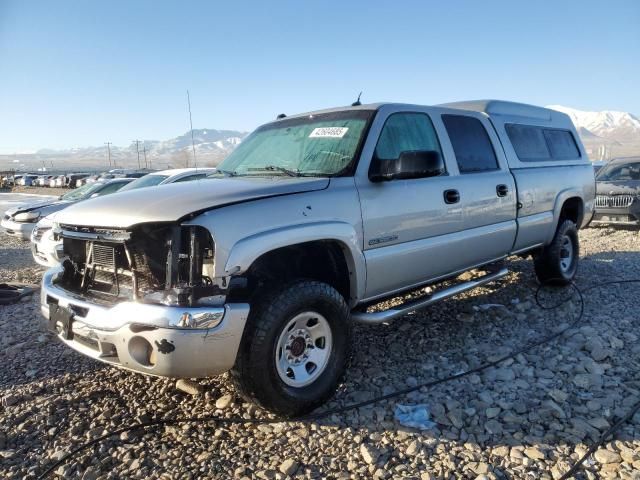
{"left": 496, "top": 184, "right": 509, "bottom": 197}
{"left": 443, "top": 189, "right": 460, "bottom": 204}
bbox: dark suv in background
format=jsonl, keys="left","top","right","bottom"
{"left": 592, "top": 157, "right": 640, "bottom": 226}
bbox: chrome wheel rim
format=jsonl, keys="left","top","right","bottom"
{"left": 275, "top": 312, "right": 333, "bottom": 388}
{"left": 559, "top": 235, "right": 574, "bottom": 272}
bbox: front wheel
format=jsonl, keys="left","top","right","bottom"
{"left": 534, "top": 219, "right": 579, "bottom": 285}
{"left": 230, "top": 280, "right": 351, "bottom": 416}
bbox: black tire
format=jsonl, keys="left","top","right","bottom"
{"left": 534, "top": 219, "right": 579, "bottom": 285}
{"left": 230, "top": 280, "right": 351, "bottom": 417}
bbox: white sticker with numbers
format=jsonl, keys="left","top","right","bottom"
{"left": 309, "top": 127, "right": 349, "bottom": 138}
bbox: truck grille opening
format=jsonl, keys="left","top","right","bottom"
{"left": 57, "top": 223, "right": 215, "bottom": 306}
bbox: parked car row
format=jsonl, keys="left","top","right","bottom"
{"left": 1, "top": 174, "right": 40, "bottom": 187}
{"left": 1, "top": 169, "right": 160, "bottom": 190}
{"left": 76, "top": 169, "right": 155, "bottom": 187}
{"left": 0, "top": 168, "right": 215, "bottom": 269}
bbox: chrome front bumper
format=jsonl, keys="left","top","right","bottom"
{"left": 41, "top": 267, "right": 250, "bottom": 378}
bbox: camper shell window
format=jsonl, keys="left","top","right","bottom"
{"left": 505, "top": 124, "right": 581, "bottom": 162}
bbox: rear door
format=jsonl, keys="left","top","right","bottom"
{"left": 439, "top": 112, "right": 517, "bottom": 264}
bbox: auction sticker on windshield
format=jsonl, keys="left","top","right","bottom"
{"left": 309, "top": 127, "right": 349, "bottom": 138}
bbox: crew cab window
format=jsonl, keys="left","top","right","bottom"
{"left": 374, "top": 113, "right": 443, "bottom": 162}
{"left": 442, "top": 115, "right": 499, "bottom": 173}
{"left": 505, "top": 124, "right": 581, "bottom": 161}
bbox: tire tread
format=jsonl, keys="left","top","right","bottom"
{"left": 534, "top": 219, "right": 579, "bottom": 285}
{"left": 230, "top": 280, "right": 351, "bottom": 416}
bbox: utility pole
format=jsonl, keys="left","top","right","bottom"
{"left": 187, "top": 90, "right": 196, "bottom": 168}
{"left": 143, "top": 144, "right": 148, "bottom": 169}
{"left": 104, "top": 142, "right": 112, "bottom": 168}
{"left": 133, "top": 140, "right": 141, "bottom": 169}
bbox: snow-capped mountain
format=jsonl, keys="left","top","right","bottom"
{"left": 151, "top": 129, "right": 245, "bottom": 156}
{"left": 546, "top": 105, "right": 640, "bottom": 160}
{"left": 547, "top": 105, "right": 640, "bottom": 144}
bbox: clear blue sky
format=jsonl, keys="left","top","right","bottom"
{"left": 0, "top": 0, "right": 638, "bottom": 153}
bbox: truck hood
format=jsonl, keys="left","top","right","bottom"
{"left": 54, "top": 176, "right": 330, "bottom": 228}
{"left": 596, "top": 180, "right": 640, "bottom": 195}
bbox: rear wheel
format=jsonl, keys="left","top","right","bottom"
{"left": 230, "top": 280, "right": 351, "bottom": 417}
{"left": 534, "top": 219, "right": 579, "bottom": 285}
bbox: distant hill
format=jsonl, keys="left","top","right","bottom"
{"left": 0, "top": 128, "right": 248, "bottom": 172}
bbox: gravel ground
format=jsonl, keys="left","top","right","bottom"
{"left": 1, "top": 227, "right": 639, "bottom": 479}
{"left": 6, "top": 186, "right": 66, "bottom": 196}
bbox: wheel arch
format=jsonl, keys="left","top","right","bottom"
{"left": 551, "top": 190, "right": 586, "bottom": 233}
{"left": 224, "top": 222, "right": 365, "bottom": 306}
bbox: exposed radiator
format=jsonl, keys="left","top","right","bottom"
{"left": 90, "top": 244, "right": 116, "bottom": 269}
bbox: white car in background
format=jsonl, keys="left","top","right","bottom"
{"left": 3, "top": 178, "right": 133, "bottom": 241}
{"left": 30, "top": 168, "right": 215, "bottom": 266}
{"left": 116, "top": 167, "right": 216, "bottom": 192}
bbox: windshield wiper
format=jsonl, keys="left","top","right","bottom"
{"left": 247, "top": 165, "right": 301, "bottom": 177}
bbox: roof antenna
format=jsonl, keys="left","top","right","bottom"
{"left": 351, "top": 91, "right": 362, "bottom": 107}
{"left": 276, "top": 113, "right": 287, "bottom": 119}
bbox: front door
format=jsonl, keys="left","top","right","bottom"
{"left": 355, "top": 111, "right": 465, "bottom": 300}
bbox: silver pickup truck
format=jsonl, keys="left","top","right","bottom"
{"left": 41, "top": 100, "right": 595, "bottom": 415}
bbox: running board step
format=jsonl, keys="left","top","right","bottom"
{"left": 351, "top": 268, "right": 509, "bottom": 324}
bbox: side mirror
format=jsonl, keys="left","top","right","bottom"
{"left": 370, "top": 150, "right": 445, "bottom": 182}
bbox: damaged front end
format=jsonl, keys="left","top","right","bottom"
{"left": 55, "top": 222, "right": 224, "bottom": 307}
{"left": 41, "top": 221, "right": 251, "bottom": 378}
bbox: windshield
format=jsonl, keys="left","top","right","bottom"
{"left": 60, "top": 182, "right": 104, "bottom": 201}
{"left": 119, "top": 174, "right": 169, "bottom": 191}
{"left": 216, "top": 110, "right": 373, "bottom": 177}
{"left": 597, "top": 161, "right": 640, "bottom": 181}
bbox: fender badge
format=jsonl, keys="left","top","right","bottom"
{"left": 368, "top": 235, "right": 398, "bottom": 246}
